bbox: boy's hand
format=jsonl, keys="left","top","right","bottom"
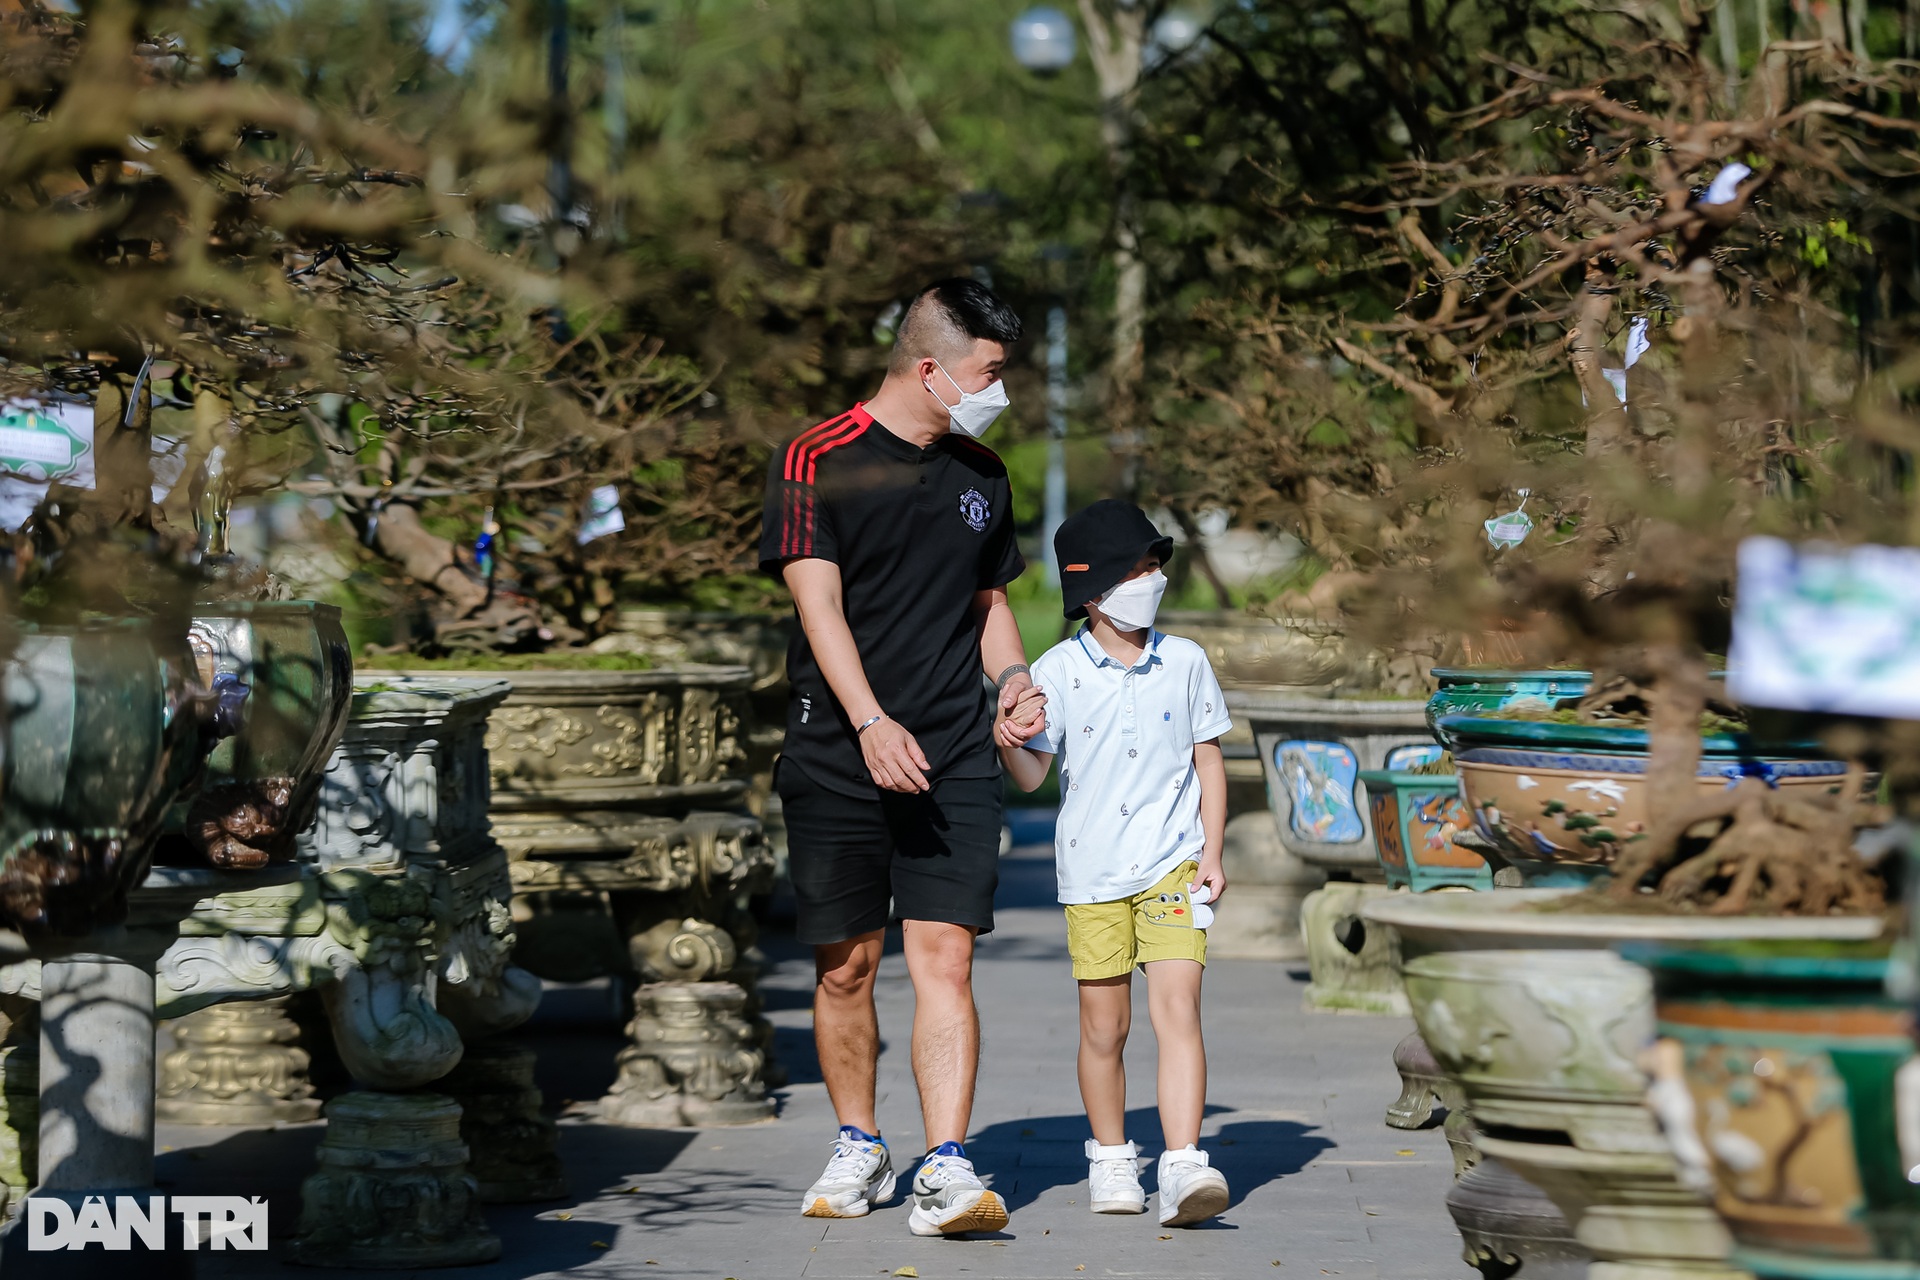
{"left": 1190, "top": 855, "right": 1227, "bottom": 906}
{"left": 996, "top": 684, "right": 1048, "bottom": 747}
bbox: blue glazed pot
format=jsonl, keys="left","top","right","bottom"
{"left": 1427, "top": 669, "right": 1592, "bottom": 747}
{"left": 1359, "top": 770, "right": 1491, "bottom": 892}
{"left": 1438, "top": 713, "right": 1848, "bottom": 889}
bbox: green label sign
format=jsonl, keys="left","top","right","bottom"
{"left": 0, "top": 402, "right": 91, "bottom": 482}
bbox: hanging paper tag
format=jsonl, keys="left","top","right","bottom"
{"left": 1624, "top": 317, "right": 1650, "bottom": 369}
{"left": 1702, "top": 162, "right": 1752, "bottom": 206}
{"left": 1484, "top": 488, "right": 1534, "bottom": 550}
{"left": 1601, "top": 368, "right": 1628, "bottom": 403}
{"left": 576, "top": 484, "right": 625, "bottom": 545}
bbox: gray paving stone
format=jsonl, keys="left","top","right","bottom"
{"left": 156, "top": 845, "right": 1473, "bottom": 1279}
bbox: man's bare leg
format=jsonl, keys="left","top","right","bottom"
{"left": 814, "top": 930, "right": 885, "bottom": 1134}
{"left": 901, "top": 919, "right": 979, "bottom": 1149}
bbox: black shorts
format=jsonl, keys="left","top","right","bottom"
{"left": 777, "top": 763, "right": 1003, "bottom": 945}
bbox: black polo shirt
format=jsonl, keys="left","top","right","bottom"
{"left": 759, "top": 403, "right": 1026, "bottom": 798}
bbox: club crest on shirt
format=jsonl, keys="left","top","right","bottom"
{"left": 958, "top": 488, "right": 990, "bottom": 532}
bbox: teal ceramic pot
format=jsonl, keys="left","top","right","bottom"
{"left": 0, "top": 618, "right": 199, "bottom": 934}
{"left": 1427, "top": 669, "right": 1592, "bottom": 747}
{"left": 1359, "top": 770, "right": 1491, "bottom": 892}
{"left": 1438, "top": 714, "right": 1847, "bottom": 889}
{"left": 1631, "top": 943, "right": 1920, "bottom": 1279}
{"left": 176, "top": 601, "right": 353, "bottom": 869}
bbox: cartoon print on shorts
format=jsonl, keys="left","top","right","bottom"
{"left": 1139, "top": 889, "right": 1196, "bottom": 929}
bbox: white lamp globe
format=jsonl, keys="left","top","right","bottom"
{"left": 1148, "top": 10, "right": 1204, "bottom": 64}
{"left": 1010, "top": 6, "right": 1077, "bottom": 74}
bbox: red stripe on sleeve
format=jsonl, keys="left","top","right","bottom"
{"left": 783, "top": 413, "right": 852, "bottom": 482}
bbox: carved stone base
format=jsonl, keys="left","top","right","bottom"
{"left": 158, "top": 996, "right": 321, "bottom": 1125}
{"left": 1448, "top": 1150, "right": 1591, "bottom": 1280}
{"left": 0, "top": 996, "right": 37, "bottom": 1213}
{"left": 439, "top": 1041, "right": 567, "bottom": 1203}
{"left": 291, "top": 1090, "right": 500, "bottom": 1268}
{"left": 186, "top": 775, "right": 299, "bottom": 869}
{"left": 1300, "top": 883, "right": 1408, "bottom": 1015}
{"left": 1386, "top": 1031, "right": 1460, "bottom": 1130}
{"left": 600, "top": 981, "right": 773, "bottom": 1127}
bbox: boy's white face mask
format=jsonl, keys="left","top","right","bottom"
{"left": 1097, "top": 570, "right": 1167, "bottom": 632}
{"left": 926, "top": 359, "right": 1010, "bottom": 439}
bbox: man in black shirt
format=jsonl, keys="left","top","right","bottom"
{"left": 759, "top": 278, "right": 1045, "bottom": 1237}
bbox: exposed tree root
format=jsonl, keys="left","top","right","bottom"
{"left": 1604, "top": 765, "right": 1887, "bottom": 915}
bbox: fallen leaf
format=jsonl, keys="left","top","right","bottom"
{"left": 1221, "top": 1138, "right": 1236, "bottom": 1146}
{"left": 555, "top": 1212, "right": 573, "bottom": 1221}
{"left": 895, "top": 1270, "right": 920, "bottom": 1278}
{"left": 590, "top": 1241, "right": 610, "bottom": 1250}
{"left": 1044, "top": 1229, "right": 1050, "bottom": 1236}
{"left": 1159, "top": 1234, "right": 1173, "bottom": 1240}
{"left": 1396, "top": 1150, "right": 1415, "bottom": 1157}
{"left": 1021, "top": 1127, "right": 1035, "bottom": 1135}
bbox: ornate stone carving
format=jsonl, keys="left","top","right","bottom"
{"left": 1386, "top": 1031, "right": 1461, "bottom": 1131}
{"left": 438, "top": 1041, "right": 566, "bottom": 1203}
{"left": 486, "top": 706, "right": 593, "bottom": 769}
{"left": 0, "top": 995, "right": 38, "bottom": 1211}
{"left": 185, "top": 776, "right": 299, "bottom": 869}
{"left": 1299, "top": 882, "right": 1408, "bottom": 1015}
{"left": 157, "top": 996, "right": 321, "bottom": 1124}
{"left": 565, "top": 698, "right": 671, "bottom": 781}
{"left": 600, "top": 982, "right": 773, "bottom": 1127}
{"left": 290, "top": 1091, "right": 501, "bottom": 1268}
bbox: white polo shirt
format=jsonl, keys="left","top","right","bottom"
{"left": 1028, "top": 627, "right": 1233, "bottom": 904}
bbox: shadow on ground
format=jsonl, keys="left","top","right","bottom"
{"left": 970, "top": 1105, "right": 1334, "bottom": 1213}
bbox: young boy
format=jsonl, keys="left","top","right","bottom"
{"left": 996, "top": 499, "right": 1233, "bottom": 1227}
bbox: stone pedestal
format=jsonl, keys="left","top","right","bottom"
{"left": 439, "top": 1041, "right": 566, "bottom": 1202}
{"left": 290, "top": 1091, "right": 500, "bottom": 1268}
{"left": 1300, "top": 882, "right": 1408, "bottom": 1014}
{"left": 0, "top": 995, "right": 39, "bottom": 1214}
{"left": 1206, "top": 812, "right": 1323, "bottom": 961}
{"left": 1386, "top": 1031, "right": 1459, "bottom": 1130}
{"left": 39, "top": 957, "right": 159, "bottom": 1190}
{"left": 157, "top": 996, "right": 320, "bottom": 1125}
{"left": 601, "top": 981, "right": 773, "bottom": 1127}
{"left": 1449, "top": 1149, "right": 1592, "bottom": 1280}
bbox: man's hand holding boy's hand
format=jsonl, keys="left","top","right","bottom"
{"left": 996, "top": 682, "right": 1048, "bottom": 748}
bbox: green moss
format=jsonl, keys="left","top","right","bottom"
{"left": 358, "top": 650, "right": 656, "bottom": 672}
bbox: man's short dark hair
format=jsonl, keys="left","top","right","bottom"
{"left": 888, "top": 277, "right": 1023, "bottom": 373}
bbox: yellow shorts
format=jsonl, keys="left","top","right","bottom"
{"left": 1063, "top": 861, "right": 1208, "bottom": 981}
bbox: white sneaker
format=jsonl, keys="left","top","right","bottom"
{"left": 801, "top": 1128, "right": 896, "bottom": 1218}
{"left": 907, "top": 1145, "right": 1010, "bottom": 1237}
{"left": 1085, "top": 1139, "right": 1146, "bottom": 1214}
{"left": 1157, "top": 1146, "right": 1229, "bottom": 1226}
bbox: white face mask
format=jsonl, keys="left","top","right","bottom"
{"left": 1097, "top": 570, "right": 1168, "bottom": 632}
{"left": 926, "top": 359, "right": 1010, "bottom": 439}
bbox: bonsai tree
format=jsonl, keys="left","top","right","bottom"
{"left": 1144, "top": 3, "right": 1920, "bottom": 913}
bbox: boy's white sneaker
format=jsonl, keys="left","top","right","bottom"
{"left": 1085, "top": 1139, "right": 1147, "bottom": 1214}
{"left": 907, "top": 1145, "right": 1009, "bottom": 1236}
{"left": 1157, "top": 1146, "right": 1229, "bottom": 1226}
{"left": 801, "top": 1128, "right": 896, "bottom": 1218}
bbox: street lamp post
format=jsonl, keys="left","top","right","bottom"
{"left": 1011, "top": 9, "right": 1078, "bottom": 586}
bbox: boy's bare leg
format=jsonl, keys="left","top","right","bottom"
{"left": 903, "top": 919, "right": 980, "bottom": 1149}
{"left": 1143, "top": 959, "right": 1206, "bottom": 1149}
{"left": 815, "top": 931, "right": 885, "bottom": 1134}
{"left": 1076, "top": 975, "right": 1132, "bottom": 1145}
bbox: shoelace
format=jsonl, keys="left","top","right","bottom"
{"left": 822, "top": 1140, "right": 881, "bottom": 1182}
{"left": 919, "top": 1155, "right": 974, "bottom": 1187}
{"left": 1090, "top": 1159, "right": 1137, "bottom": 1196}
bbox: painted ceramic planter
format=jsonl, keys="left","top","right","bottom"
{"left": 1364, "top": 890, "right": 1884, "bottom": 1280}
{"left": 1427, "top": 669, "right": 1591, "bottom": 747}
{"left": 1360, "top": 770, "right": 1491, "bottom": 892}
{"left": 1, "top": 619, "right": 200, "bottom": 938}
{"left": 1635, "top": 944, "right": 1920, "bottom": 1279}
{"left": 1231, "top": 689, "right": 1438, "bottom": 876}
{"left": 1438, "top": 714, "right": 1849, "bottom": 888}
{"left": 178, "top": 602, "right": 355, "bottom": 869}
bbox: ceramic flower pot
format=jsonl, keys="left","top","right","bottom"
{"left": 1635, "top": 943, "right": 1920, "bottom": 1279}
{"left": 178, "top": 601, "right": 354, "bottom": 869}
{"left": 1438, "top": 714, "right": 1849, "bottom": 888}
{"left": 0, "top": 618, "right": 200, "bottom": 935}
{"left": 1364, "top": 889, "right": 1884, "bottom": 1280}
{"left": 1360, "top": 770, "right": 1490, "bottom": 892}
{"left": 1427, "top": 669, "right": 1592, "bottom": 747}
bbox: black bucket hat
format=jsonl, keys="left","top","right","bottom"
{"left": 1055, "top": 499, "right": 1175, "bottom": 620}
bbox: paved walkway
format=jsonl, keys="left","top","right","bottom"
{"left": 163, "top": 846, "right": 1468, "bottom": 1278}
